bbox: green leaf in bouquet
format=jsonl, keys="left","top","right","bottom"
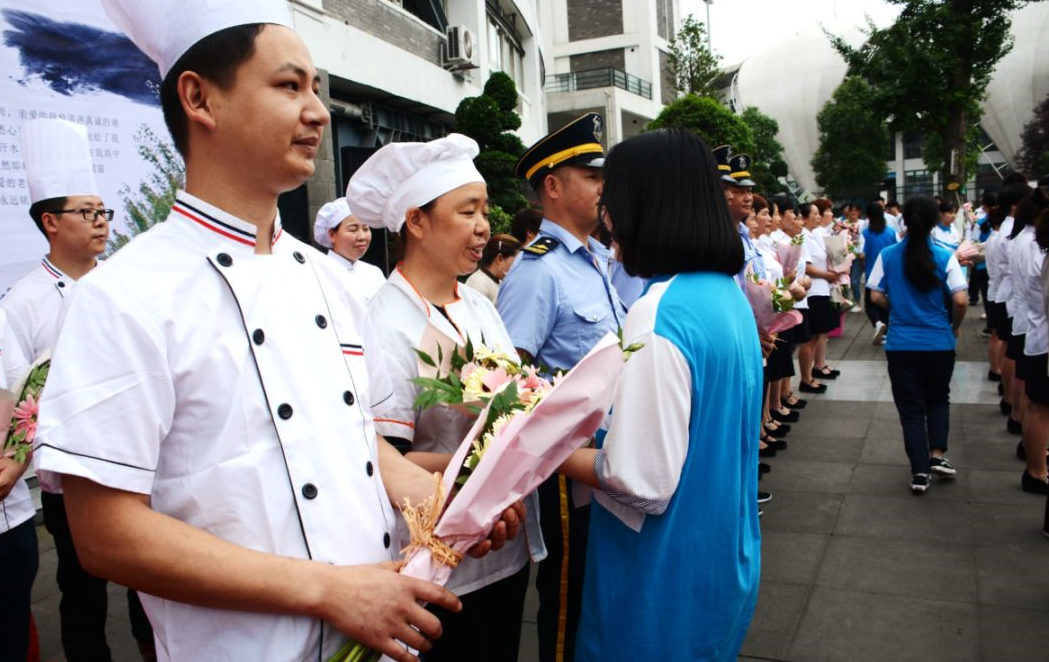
{"left": 464, "top": 336, "right": 475, "bottom": 363}
{"left": 413, "top": 348, "right": 437, "bottom": 369}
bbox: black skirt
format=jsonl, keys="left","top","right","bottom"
{"left": 1021, "top": 353, "right": 1049, "bottom": 405}
{"left": 794, "top": 309, "right": 813, "bottom": 344}
{"left": 766, "top": 326, "right": 796, "bottom": 380}
{"left": 997, "top": 303, "right": 1012, "bottom": 341}
{"left": 806, "top": 295, "right": 839, "bottom": 335}
{"left": 1006, "top": 332, "right": 1026, "bottom": 362}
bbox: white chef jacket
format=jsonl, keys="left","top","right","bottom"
{"left": 1007, "top": 226, "right": 1036, "bottom": 335}
{"left": 985, "top": 228, "right": 1002, "bottom": 302}
{"left": 993, "top": 217, "right": 1016, "bottom": 308}
{"left": 34, "top": 191, "right": 399, "bottom": 662}
{"left": 1016, "top": 231, "right": 1047, "bottom": 356}
{"left": 368, "top": 267, "right": 545, "bottom": 595}
{"left": 326, "top": 251, "right": 387, "bottom": 302}
{"left": 1, "top": 256, "right": 74, "bottom": 364}
{"left": 463, "top": 268, "right": 500, "bottom": 305}
{"left": 0, "top": 307, "right": 34, "bottom": 535}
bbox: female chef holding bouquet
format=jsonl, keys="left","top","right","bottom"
{"left": 560, "top": 128, "right": 761, "bottom": 662}
{"left": 347, "top": 134, "right": 544, "bottom": 662}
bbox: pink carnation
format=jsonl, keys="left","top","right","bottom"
{"left": 12, "top": 393, "right": 39, "bottom": 441}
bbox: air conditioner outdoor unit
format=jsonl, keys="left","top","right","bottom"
{"left": 444, "top": 25, "right": 477, "bottom": 69}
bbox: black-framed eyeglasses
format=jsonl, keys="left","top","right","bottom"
{"left": 53, "top": 208, "right": 115, "bottom": 223}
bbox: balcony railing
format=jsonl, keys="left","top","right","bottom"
{"left": 544, "top": 67, "right": 653, "bottom": 100}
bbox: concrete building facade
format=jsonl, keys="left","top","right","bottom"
{"left": 540, "top": 0, "right": 682, "bottom": 145}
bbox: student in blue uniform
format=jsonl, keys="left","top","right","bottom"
{"left": 560, "top": 128, "right": 760, "bottom": 662}
{"left": 497, "top": 112, "right": 626, "bottom": 662}
{"left": 868, "top": 195, "right": 969, "bottom": 493}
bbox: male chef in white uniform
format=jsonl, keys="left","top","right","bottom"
{"left": 33, "top": 2, "right": 519, "bottom": 662}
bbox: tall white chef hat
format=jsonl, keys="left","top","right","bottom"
{"left": 101, "top": 0, "right": 294, "bottom": 79}
{"left": 21, "top": 119, "right": 98, "bottom": 204}
{"left": 314, "top": 198, "right": 352, "bottom": 248}
{"left": 347, "top": 134, "right": 484, "bottom": 233}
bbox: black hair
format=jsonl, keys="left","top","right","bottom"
{"left": 938, "top": 200, "right": 957, "bottom": 215}
{"left": 886, "top": 199, "right": 900, "bottom": 209}
{"left": 510, "top": 207, "right": 542, "bottom": 244}
{"left": 601, "top": 128, "right": 742, "bottom": 278}
{"left": 981, "top": 191, "right": 998, "bottom": 207}
{"left": 481, "top": 234, "right": 521, "bottom": 267}
{"left": 876, "top": 196, "right": 885, "bottom": 203}
{"left": 160, "top": 23, "right": 265, "bottom": 157}
{"left": 1002, "top": 172, "right": 1028, "bottom": 186}
{"left": 996, "top": 183, "right": 1033, "bottom": 234}
{"left": 1036, "top": 202, "right": 1049, "bottom": 253}
{"left": 901, "top": 195, "right": 941, "bottom": 291}
{"left": 752, "top": 193, "right": 769, "bottom": 213}
{"left": 1010, "top": 187, "right": 1049, "bottom": 240}
{"left": 772, "top": 194, "right": 798, "bottom": 216}
{"left": 28, "top": 196, "right": 66, "bottom": 237}
{"left": 866, "top": 201, "right": 886, "bottom": 234}
{"left": 798, "top": 202, "right": 816, "bottom": 221}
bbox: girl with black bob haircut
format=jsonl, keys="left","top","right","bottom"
{"left": 868, "top": 195, "right": 969, "bottom": 494}
{"left": 600, "top": 128, "right": 743, "bottom": 278}
{"left": 559, "top": 127, "right": 761, "bottom": 661}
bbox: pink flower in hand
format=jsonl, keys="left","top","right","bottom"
{"left": 12, "top": 393, "right": 39, "bottom": 441}
{"left": 480, "top": 367, "right": 512, "bottom": 393}
{"left": 519, "top": 366, "right": 543, "bottom": 391}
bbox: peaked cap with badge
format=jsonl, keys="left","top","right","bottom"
{"left": 516, "top": 112, "right": 605, "bottom": 190}
{"left": 712, "top": 145, "right": 738, "bottom": 185}
{"left": 728, "top": 153, "right": 756, "bottom": 188}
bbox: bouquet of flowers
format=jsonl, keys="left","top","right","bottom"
{"left": 774, "top": 233, "right": 805, "bottom": 279}
{"left": 1, "top": 354, "right": 49, "bottom": 464}
{"left": 955, "top": 239, "right": 984, "bottom": 264}
{"left": 330, "top": 333, "right": 637, "bottom": 662}
{"left": 744, "top": 272, "right": 802, "bottom": 336}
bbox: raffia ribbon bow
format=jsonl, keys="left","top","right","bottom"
{"left": 400, "top": 472, "right": 464, "bottom": 568}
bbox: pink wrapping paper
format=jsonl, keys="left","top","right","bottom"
{"left": 774, "top": 243, "right": 803, "bottom": 279}
{"left": 822, "top": 234, "right": 855, "bottom": 283}
{"left": 743, "top": 277, "right": 802, "bottom": 336}
{"left": 955, "top": 239, "right": 981, "bottom": 264}
{"left": 397, "top": 332, "right": 625, "bottom": 586}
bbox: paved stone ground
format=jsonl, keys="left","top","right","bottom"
{"left": 30, "top": 307, "right": 1048, "bottom": 662}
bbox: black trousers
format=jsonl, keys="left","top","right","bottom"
{"left": 0, "top": 518, "right": 38, "bottom": 662}
{"left": 886, "top": 351, "right": 956, "bottom": 475}
{"left": 42, "top": 492, "right": 153, "bottom": 662}
{"left": 864, "top": 288, "right": 889, "bottom": 327}
{"left": 424, "top": 563, "right": 530, "bottom": 662}
{"left": 969, "top": 266, "right": 987, "bottom": 304}
{"left": 535, "top": 475, "right": 590, "bottom": 662}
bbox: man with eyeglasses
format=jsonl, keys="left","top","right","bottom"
{"left": 1, "top": 118, "right": 156, "bottom": 662}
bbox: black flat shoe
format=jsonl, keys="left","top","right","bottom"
{"left": 765, "top": 424, "right": 789, "bottom": 438}
{"left": 759, "top": 463, "right": 772, "bottom": 474}
{"left": 1017, "top": 440, "right": 1026, "bottom": 461}
{"left": 1000, "top": 399, "right": 1012, "bottom": 416}
{"left": 771, "top": 409, "right": 800, "bottom": 423}
{"left": 768, "top": 439, "right": 788, "bottom": 451}
{"left": 1021, "top": 470, "right": 1049, "bottom": 495}
{"left": 988, "top": 370, "right": 1002, "bottom": 382}
{"left": 814, "top": 366, "right": 840, "bottom": 379}
{"left": 782, "top": 397, "right": 808, "bottom": 409}
{"left": 799, "top": 381, "right": 827, "bottom": 394}
{"left": 759, "top": 445, "right": 778, "bottom": 458}
{"left": 998, "top": 383, "right": 1005, "bottom": 396}
{"left": 1007, "top": 417, "right": 1023, "bottom": 435}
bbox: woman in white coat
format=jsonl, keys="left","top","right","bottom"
{"left": 314, "top": 197, "right": 387, "bottom": 302}
{"left": 348, "top": 134, "right": 544, "bottom": 662}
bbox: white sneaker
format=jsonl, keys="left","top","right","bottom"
{"left": 873, "top": 321, "right": 887, "bottom": 345}
{"left": 850, "top": 305, "right": 862, "bottom": 313}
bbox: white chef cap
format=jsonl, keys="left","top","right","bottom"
{"left": 101, "top": 0, "right": 294, "bottom": 79}
{"left": 347, "top": 134, "right": 484, "bottom": 233}
{"left": 314, "top": 198, "right": 352, "bottom": 248}
{"left": 21, "top": 119, "right": 98, "bottom": 204}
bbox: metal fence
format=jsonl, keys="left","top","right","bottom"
{"left": 544, "top": 67, "right": 653, "bottom": 100}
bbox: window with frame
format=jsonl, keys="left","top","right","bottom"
{"left": 487, "top": 10, "right": 525, "bottom": 91}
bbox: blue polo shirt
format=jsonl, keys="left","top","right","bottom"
{"left": 867, "top": 237, "right": 968, "bottom": 351}
{"left": 861, "top": 226, "right": 898, "bottom": 281}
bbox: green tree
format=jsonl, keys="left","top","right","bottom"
{"left": 1017, "top": 92, "right": 1049, "bottom": 175}
{"left": 455, "top": 71, "right": 528, "bottom": 217}
{"left": 648, "top": 95, "right": 755, "bottom": 156}
{"left": 811, "top": 77, "right": 889, "bottom": 200}
{"left": 740, "top": 106, "right": 787, "bottom": 194}
{"left": 827, "top": 0, "right": 1034, "bottom": 196}
{"left": 107, "top": 124, "right": 185, "bottom": 254}
{"left": 666, "top": 15, "right": 722, "bottom": 97}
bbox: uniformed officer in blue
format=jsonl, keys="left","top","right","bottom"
{"left": 726, "top": 152, "right": 767, "bottom": 285}
{"left": 497, "top": 111, "right": 625, "bottom": 662}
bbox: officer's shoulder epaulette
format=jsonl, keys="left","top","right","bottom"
{"left": 521, "top": 236, "right": 560, "bottom": 258}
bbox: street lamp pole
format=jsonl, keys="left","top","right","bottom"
{"left": 703, "top": 0, "right": 713, "bottom": 52}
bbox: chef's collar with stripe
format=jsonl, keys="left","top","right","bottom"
{"left": 172, "top": 190, "right": 284, "bottom": 252}
{"left": 41, "top": 256, "right": 68, "bottom": 281}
